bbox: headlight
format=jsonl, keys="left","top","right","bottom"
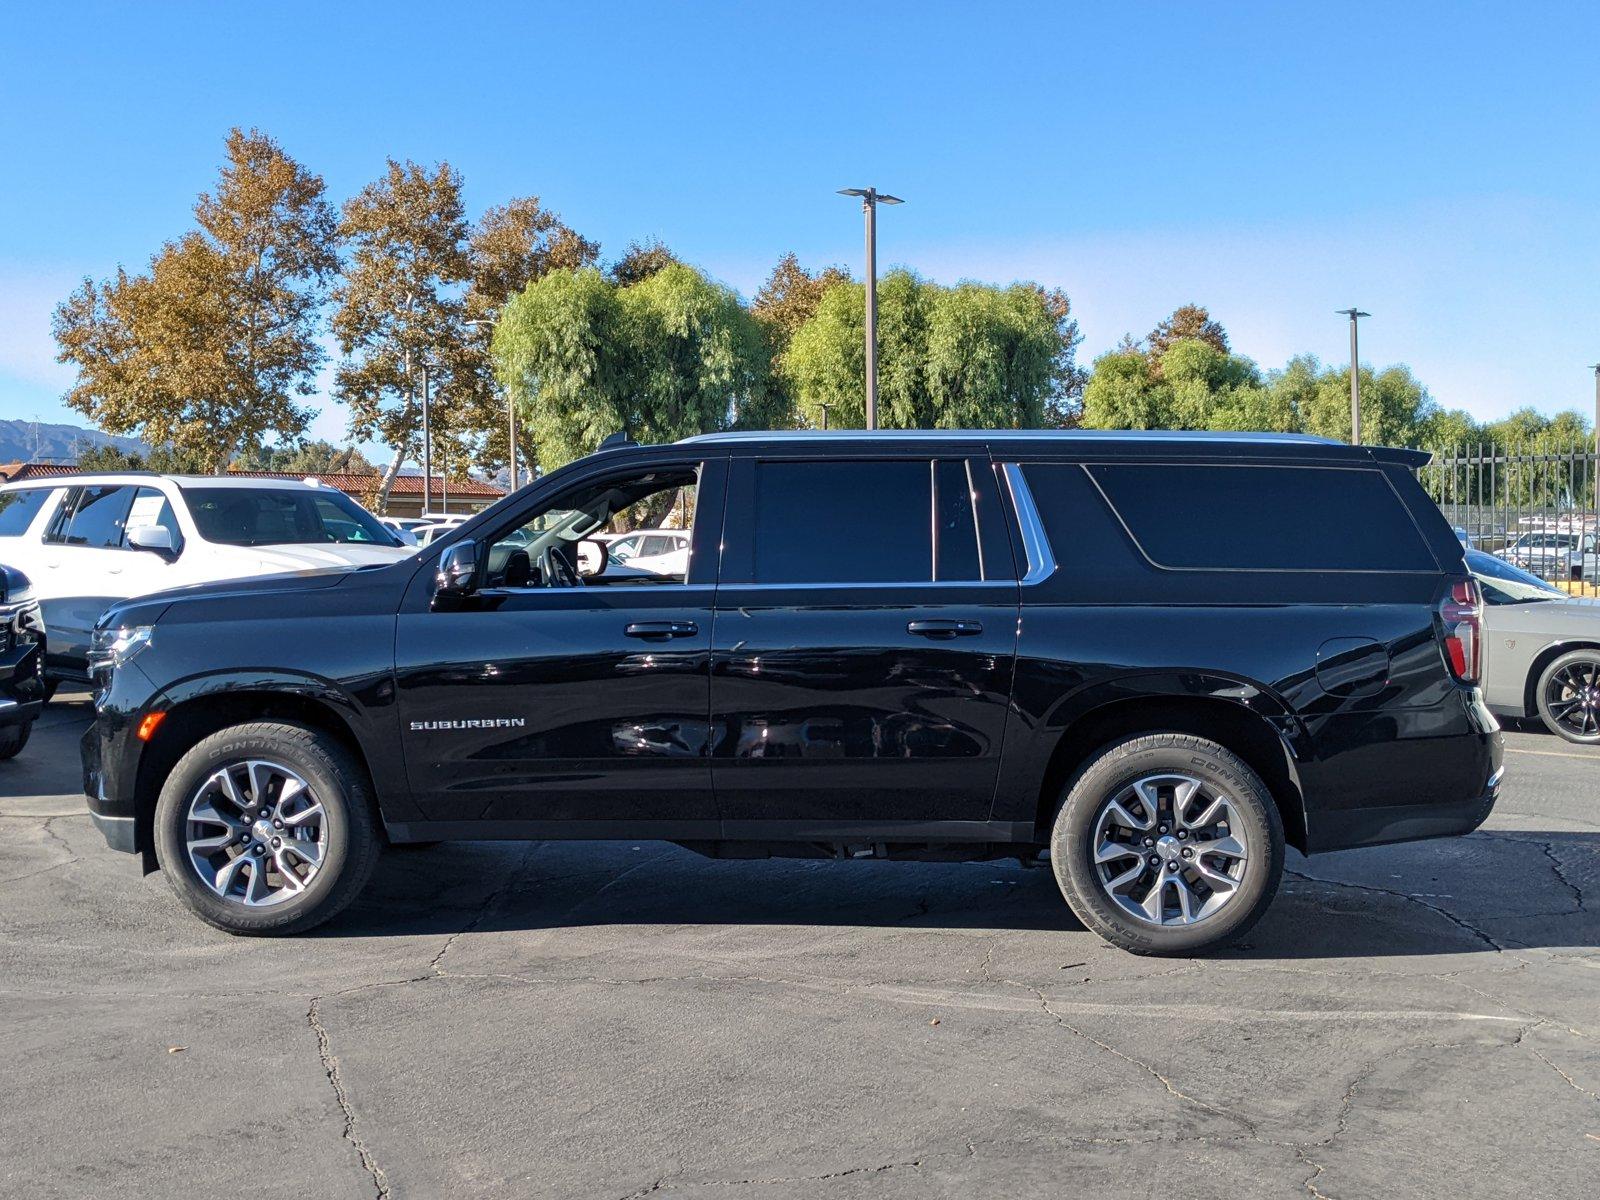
{"left": 88, "top": 624, "right": 154, "bottom": 671}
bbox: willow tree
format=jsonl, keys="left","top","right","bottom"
{"left": 492, "top": 263, "right": 771, "bottom": 473}
{"left": 783, "top": 270, "right": 1072, "bottom": 429}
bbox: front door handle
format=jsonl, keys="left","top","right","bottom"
{"left": 625, "top": 620, "right": 699, "bottom": 639}
{"left": 907, "top": 619, "right": 983, "bottom": 638}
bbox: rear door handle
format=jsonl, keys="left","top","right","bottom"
{"left": 907, "top": 619, "right": 983, "bottom": 638}
{"left": 625, "top": 620, "right": 699, "bottom": 639}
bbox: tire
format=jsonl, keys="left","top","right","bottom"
{"left": 153, "top": 722, "right": 382, "bottom": 935}
{"left": 0, "top": 721, "right": 32, "bottom": 760}
{"left": 1534, "top": 650, "right": 1600, "bottom": 744}
{"left": 1050, "top": 733, "right": 1285, "bottom": 956}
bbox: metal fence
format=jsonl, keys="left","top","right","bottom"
{"left": 1417, "top": 444, "right": 1599, "bottom": 595}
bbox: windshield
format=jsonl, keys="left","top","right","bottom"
{"left": 182, "top": 487, "right": 401, "bottom": 548}
{"left": 1468, "top": 550, "right": 1563, "bottom": 604}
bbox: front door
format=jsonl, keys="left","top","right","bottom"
{"left": 394, "top": 456, "right": 726, "bottom": 836}
{"left": 710, "top": 454, "right": 1020, "bottom": 835}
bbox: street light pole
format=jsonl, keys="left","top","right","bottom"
{"left": 1590, "top": 364, "right": 1600, "bottom": 463}
{"left": 420, "top": 360, "right": 434, "bottom": 516}
{"left": 838, "top": 187, "right": 903, "bottom": 430}
{"left": 1337, "top": 308, "right": 1369, "bottom": 444}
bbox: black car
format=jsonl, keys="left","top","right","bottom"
{"left": 0, "top": 564, "right": 48, "bottom": 758}
{"left": 81, "top": 431, "right": 1502, "bottom": 954}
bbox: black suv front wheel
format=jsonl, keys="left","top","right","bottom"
{"left": 153, "top": 722, "right": 381, "bottom": 935}
{"left": 1051, "top": 734, "right": 1284, "bottom": 955}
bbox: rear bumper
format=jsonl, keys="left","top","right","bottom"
{"left": 1304, "top": 769, "right": 1501, "bottom": 852}
{"left": 1300, "top": 690, "right": 1503, "bottom": 853}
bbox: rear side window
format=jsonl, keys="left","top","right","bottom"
{"left": 1087, "top": 463, "right": 1436, "bottom": 572}
{"left": 0, "top": 488, "right": 52, "bottom": 536}
{"left": 49, "top": 485, "right": 136, "bottom": 549}
{"left": 753, "top": 460, "right": 932, "bottom": 583}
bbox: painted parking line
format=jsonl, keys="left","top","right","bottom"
{"left": 1505, "top": 746, "right": 1600, "bottom": 761}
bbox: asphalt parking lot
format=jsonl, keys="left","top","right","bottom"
{"left": 2, "top": 700, "right": 1596, "bottom": 1199}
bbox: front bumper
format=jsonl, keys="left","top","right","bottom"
{"left": 0, "top": 634, "right": 47, "bottom": 725}
{"left": 80, "top": 661, "right": 161, "bottom": 857}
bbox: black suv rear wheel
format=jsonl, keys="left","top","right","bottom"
{"left": 153, "top": 722, "right": 381, "bottom": 935}
{"left": 1050, "top": 733, "right": 1284, "bottom": 955}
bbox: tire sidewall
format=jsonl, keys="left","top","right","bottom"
{"left": 1536, "top": 651, "right": 1600, "bottom": 745}
{"left": 1051, "top": 735, "right": 1284, "bottom": 955}
{"left": 154, "top": 724, "right": 365, "bottom": 934}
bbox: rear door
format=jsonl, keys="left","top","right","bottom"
{"left": 709, "top": 452, "right": 1019, "bottom": 833}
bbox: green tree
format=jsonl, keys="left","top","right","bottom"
{"left": 234, "top": 439, "right": 377, "bottom": 474}
{"left": 1081, "top": 336, "right": 1277, "bottom": 433}
{"left": 53, "top": 128, "right": 336, "bottom": 471}
{"left": 73, "top": 442, "right": 210, "bottom": 473}
{"left": 784, "top": 270, "right": 1072, "bottom": 430}
{"left": 1297, "top": 361, "right": 1437, "bottom": 447}
{"left": 464, "top": 196, "right": 600, "bottom": 472}
{"left": 493, "top": 263, "right": 771, "bottom": 473}
{"left": 621, "top": 263, "right": 776, "bottom": 435}
{"left": 331, "top": 159, "right": 472, "bottom": 512}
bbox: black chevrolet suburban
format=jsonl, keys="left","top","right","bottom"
{"left": 81, "top": 431, "right": 1502, "bottom": 954}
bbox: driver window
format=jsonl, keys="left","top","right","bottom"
{"left": 484, "top": 467, "right": 698, "bottom": 589}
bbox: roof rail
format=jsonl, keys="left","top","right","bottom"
{"left": 598, "top": 431, "right": 636, "bottom": 451}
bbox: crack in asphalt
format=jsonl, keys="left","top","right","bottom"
{"left": 1476, "top": 833, "right": 1589, "bottom": 914}
{"left": 427, "top": 840, "right": 544, "bottom": 976}
{"left": 308, "top": 995, "right": 391, "bottom": 1199}
{"left": 0, "top": 816, "right": 83, "bottom": 884}
{"left": 1284, "top": 869, "right": 1506, "bottom": 952}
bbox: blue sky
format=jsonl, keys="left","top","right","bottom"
{"left": 2, "top": 1, "right": 1597, "bottom": 456}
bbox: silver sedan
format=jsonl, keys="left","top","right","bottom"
{"left": 1471, "top": 550, "right": 1600, "bottom": 743}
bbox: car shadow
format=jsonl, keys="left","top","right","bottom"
{"left": 330, "top": 830, "right": 1600, "bottom": 960}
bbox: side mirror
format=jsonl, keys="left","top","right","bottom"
{"left": 127, "top": 524, "right": 177, "bottom": 558}
{"left": 575, "top": 538, "right": 608, "bottom": 578}
{"left": 435, "top": 541, "right": 479, "bottom": 597}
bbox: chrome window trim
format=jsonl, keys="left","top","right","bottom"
{"left": 713, "top": 580, "right": 1018, "bottom": 593}
{"left": 1002, "top": 463, "right": 1057, "bottom": 586}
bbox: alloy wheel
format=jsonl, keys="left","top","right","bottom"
{"left": 1544, "top": 659, "right": 1600, "bottom": 739}
{"left": 184, "top": 760, "right": 326, "bottom": 907}
{"left": 1089, "top": 773, "right": 1250, "bottom": 927}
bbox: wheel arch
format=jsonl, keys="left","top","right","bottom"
{"left": 131, "top": 680, "right": 387, "bottom": 870}
{"left": 1031, "top": 693, "right": 1310, "bottom": 853}
{"left": 1521, "top": 640, "right": 1600, "bottom": 719}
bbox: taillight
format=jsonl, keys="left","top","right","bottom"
{"left": 1438, "top": 578, "right": 1482, "bottom": 685}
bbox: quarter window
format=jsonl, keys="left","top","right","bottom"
{"left": 1086, "top": 463, "right": 1436, "bottom": 572}
{"left": 0, "top": 488, "right": 52, "bottom": 537}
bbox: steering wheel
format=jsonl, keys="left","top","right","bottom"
{"left": 540, "top": 543, "right": 582, "bottom": 588}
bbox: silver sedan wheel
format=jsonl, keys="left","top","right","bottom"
{"left": 184, "top": 760, "right": 326, "bottom": 907}
{"left": 1090, "top": 773, "right": 1250, "bottom": 927}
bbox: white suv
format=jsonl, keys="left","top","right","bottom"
{"left": 0, "top": 474, "right": 413, "bottom": 681}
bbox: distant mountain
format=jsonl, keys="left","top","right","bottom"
{"left": 0, "top": 419, "right": 149, "bottom": 465}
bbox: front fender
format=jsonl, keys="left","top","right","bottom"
{"left": 148, "top": 667, "right": 412, "bottom": 818}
